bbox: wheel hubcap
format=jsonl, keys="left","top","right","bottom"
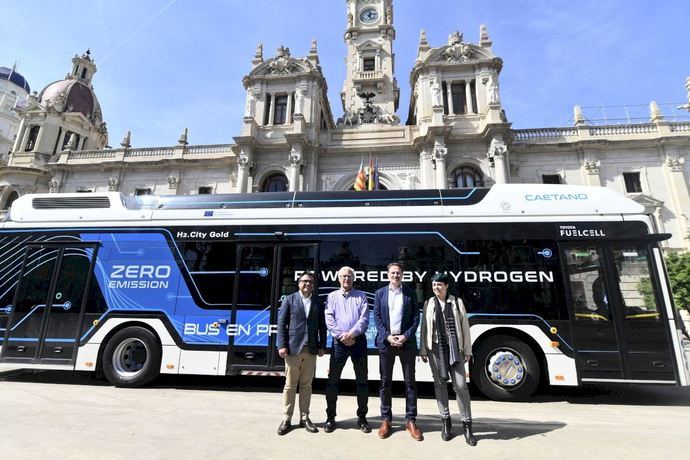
{"left": 486, "top": 348, "right": 525, "bottom": 388}
{"left": 112, "top": 338, "right": 149, "bottom": 379}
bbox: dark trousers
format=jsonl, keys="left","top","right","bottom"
{"left": 379, "top": 345, "right": 417, "bottom": 421}
{"left": 325, "top": 336, "right": 368, "bottom": 419}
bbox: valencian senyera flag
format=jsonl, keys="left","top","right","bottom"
{"left": 354, "top": 157, "right": 366, "bottom": 191}
{"left": 367, "top": 154, "right": 374, "bottom": 191}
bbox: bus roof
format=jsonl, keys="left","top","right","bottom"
{"left": 4, "top": 184, "right": 645, "bottom": 224}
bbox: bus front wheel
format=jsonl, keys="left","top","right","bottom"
{"left": 102, "top": 326, "right": 161, "bottom": 388}
{"left": 471, "top": 335, "right": 540, "bottom": 401}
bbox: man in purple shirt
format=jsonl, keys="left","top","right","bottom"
{"left": 324, "top": 266, "right": 371, "bottom": 434}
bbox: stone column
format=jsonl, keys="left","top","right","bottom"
{"left": 236, "top": 147, "right": 254, "bottom": 193}
{"left": 20, "top": 125, "right": 33, "bottom": 152}
{"left": 445, "top": 80, "right": 454, "bottom": 115}
{"left": 286, "top": 92, "right": 293, "bottom": 124}
{"left": 465, "top": 80, "right": 474, "bottom": 114}
{"left": 12, "top": 118, "right": 26, "bottom": 152}
{"left": 288, "top": 146, "right": 303, "bottom": 192}
{"left": 268, "top": 93, "right": 275, "bottom": 125}
{"left": 663, "top": 151, "right": 690, "bottom": 242}
{"left": 418, "top": 150, "right": 433, "bottom": 189}
{"left": 488, "top": 136, "right": 508, "bottom": 184}
{"left": 433, "top": 146, "right": 448, "bottom": 189}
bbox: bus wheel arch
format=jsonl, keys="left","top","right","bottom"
{"left": 98, "top": 322, "right": 162, "bottom": 388}
{"left": 471, "top": 328, "right": 546, "bottom": 401}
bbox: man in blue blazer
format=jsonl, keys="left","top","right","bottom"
{"left": 276, "top": 271, "right": 326, "bottom": 435}
{"left": 373, "top": 262, "right": 423, "bottom": 441}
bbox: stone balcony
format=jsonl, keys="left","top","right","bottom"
{"left": 353, "top": 70, "right": 384, "bottom": 82}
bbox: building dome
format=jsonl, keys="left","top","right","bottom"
{"left": 0, "top": 66, "right": 30, "bottom": 93}
{"left": 38, "top": 78, "right": 103, "bottom": 123}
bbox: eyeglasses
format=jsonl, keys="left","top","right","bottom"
{"left": 299, "top": 280, "right": 314, "bottom": 284}
{"left": 339, "top": 275, "right": 353, "bottom": 279}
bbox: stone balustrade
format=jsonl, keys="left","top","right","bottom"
{"left": 58, "top": 144, "right": 235, "bottom": 164}
{"left": 355, "top": 70, "right": 383, "bottom": 80}
{"left": 513, "top": 121, "right": 690, "bottom": 143}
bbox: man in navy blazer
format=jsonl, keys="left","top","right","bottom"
{"left": 276, "top": 271, "right": 326, "bottom": 435}
{"left": 373, "top": 262, "right": 423, "bottom": 441}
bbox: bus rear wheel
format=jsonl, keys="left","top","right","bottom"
{"left": 102, "top": 326, "right": 161, "bottom": 388}
{"left": 471, "top": 335, "right": 540, "bottom": 401}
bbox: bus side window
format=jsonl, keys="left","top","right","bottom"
{"left": 565, "top": 247, "right": 610, "bottom": 321}
{"left": 612, "top": 247, "right": 660, "bottom": 321}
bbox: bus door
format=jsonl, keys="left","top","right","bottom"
{"left": 226, "top": 243, "right": 318, "bottom": 374}
{"left": 1, "top": 243, "right": 98, "bottom": 365}
{"left": 562, "top": 243, "right": 675, "bottom": 381}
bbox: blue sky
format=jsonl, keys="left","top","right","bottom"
{"left": 1, "top": 0, "right": 688, "bottom": 147}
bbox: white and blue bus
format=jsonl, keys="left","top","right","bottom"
{"left": 1, "top": 184, "right": 688, "bottom": 400}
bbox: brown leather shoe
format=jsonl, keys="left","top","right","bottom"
{"left": 378, "top": 420, "right": 392, "bottom": 439}
{"left": 406, "top": 420, "right": 424, "bottom": 441}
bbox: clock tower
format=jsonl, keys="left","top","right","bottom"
{"left": 340, "top": 0, "right": 400, "bottom": 125}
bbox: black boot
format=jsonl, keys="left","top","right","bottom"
{"left": 441, "top": 417, "right": 452, "bottom": 441}
{"left": 463, "top": 421, "right": 477, "bottom": 446}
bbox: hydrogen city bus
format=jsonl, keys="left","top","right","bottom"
{"left": 1, "top": 184, "right": 688, "bottom": 400}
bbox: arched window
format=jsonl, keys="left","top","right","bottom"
{"left": 4, "top": 191, "right": 19, "bottom": 210}
{"left": 451, "top": 166, "right": 484, "bottom": 188}
{"left": 260, "top": 173, "right": 288, "bottom": 192}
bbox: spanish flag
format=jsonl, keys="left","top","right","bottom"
{"left": 354, "top": 157, "right": 366, "bottom": 191}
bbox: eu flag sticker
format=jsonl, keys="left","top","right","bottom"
{"left": 204, "top": 211, "right": 214, "bottom": 217}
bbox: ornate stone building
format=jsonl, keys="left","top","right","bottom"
{"left": 1, "top": 0, "right": 689, "bottom": 250}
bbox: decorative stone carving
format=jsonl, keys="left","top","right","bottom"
{"left": 347, "top": 13, "right": 353, "bottom": 28}
{"left": 107, "top": 177, "right": 120, "bottom": 191}
{"left": 167, "top": 175, "right": 179, "bottom": 190}
{"left": 443, "top": 31, "right": 473, "bottom": 63}
{"left": 25, "top": 91, "right": 39, "bottom": 110}
{"left": 268, "top": 46, "right": 296, "bottom": 74}
{"left": 337, "top": 110, "right": 358, "bottom": 127}
{"left": 650, "top": 101, "right": 663, "bottom": 122}
{"left": 487, "top": 138, "right": 507, "bottom": 160}
{"left": 385, "top": 6, "right": 393, "bottom": 25}
{"left": 429, "top": 77, "right": 442, "bottom": 107}
{"left": 294, "top": 88, "right": 306, "bottom": 115}
{"left": 120, "top": 131, "right": 131, "bottom": 148}
{"left": 433, "top": 147, "right": 448, "bottom": 161}
{"left": 487, "top": 75, "right": 500, "bottom": 105}
{"left": 66, "top": 133, "right": 78, "bottom": 150}
{"left": 178, "top": 128, "right": 188, "bottom": 145}
{"left": 48, "top": 179, "right": 61, "bottom": 193}
{"left": 244, "top": 89, "right": 256, "bottom": 117}
{"left": 573, "top": 105, "right": 586, "bottom": 126}
{"left": 665, "top": 152, "right": 685, "bottom": 171}
{"left": 289, "top": 149, "right": 303, "bottom": 166}
{"left": 583, "top": 158, "right": 601, "bottom": 174}
{"left": 49, "top": 91, "right": 67, "bottom": 113}
{"left": 238, "top": 155, "right": 253, "bottom": 169}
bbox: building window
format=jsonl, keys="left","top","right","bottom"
{"left": 134, "top": 188, "right": 152, "bottom": 196}
{"left": 542, "top": 174, "right": 561, "bottom": 184}
{"left": 76, "top": 187, "right": 93, "bottom": 193}
{"left": 623, "top": 172, "right": 642, "bottom": 193}
{"left": 62, "top": 131, "right": 80, "bottom": 151}
{"left": 81, "top": 68, "right": 87, "bottom": 79}
{"left": 263, "top": 94, "right": 272, "bottom": 125}
{"left": 442, "top": 82, "right": 449, "bottom": 115}
{"left": 274, "top": 95, "right": 288, "bottom": 125}
{"left": 451, "top": 83, "right": 467, "bottom": 114}
{"left": 362, "top": 57, "right": 375, "bottom": 71}
{"left": 198, "top": 186, "right": 213, "bottom": 195}
{"left": 451, "top": 166, "right": 484, "bottom": 188}
{"left": 25, "top": 126, "right": 40, "bottom": 151}
{"left": 260, "top": 173, "right": 288, "bottom": 192}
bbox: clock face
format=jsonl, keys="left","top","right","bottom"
{"left": 359, "top": 8, "right": 379, "bottom": 24}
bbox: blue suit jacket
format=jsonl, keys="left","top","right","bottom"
{"left": 277, "top": 292, "right": 326, "bottom": 355}
{"left": 373, "top": 285, "right": 420, "bottom": 351}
